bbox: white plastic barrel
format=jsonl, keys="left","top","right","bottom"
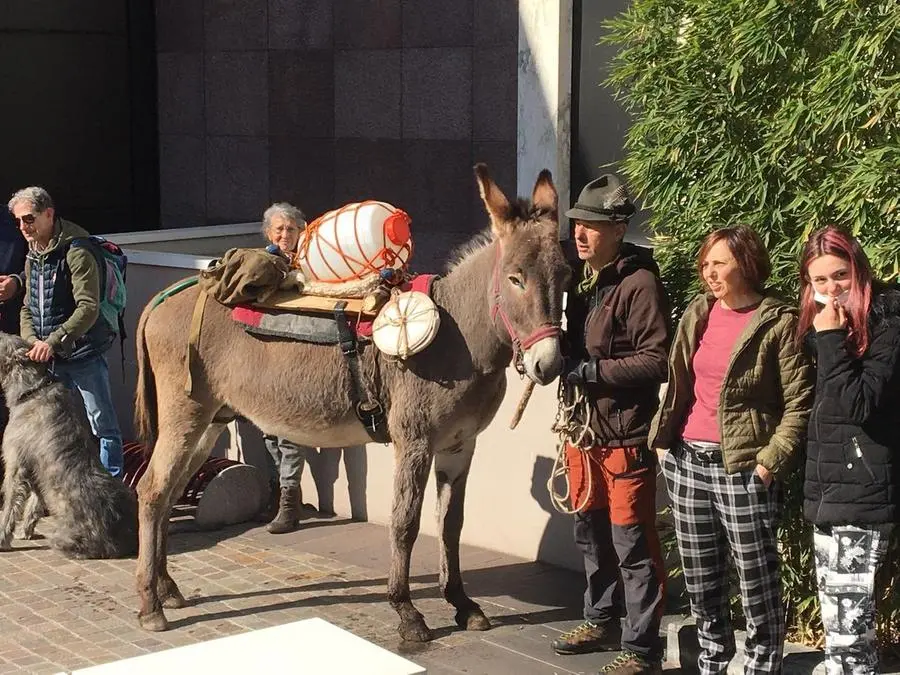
{"left": 296, "top": 201, "right": 412, "bottom": 282}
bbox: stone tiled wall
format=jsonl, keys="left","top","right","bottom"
{"left": 155, "top": 0, "right": 518, "bottom": 270}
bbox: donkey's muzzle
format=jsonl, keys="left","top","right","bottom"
{"left": 523, "top": 336, "right": 563, "bottom": 385}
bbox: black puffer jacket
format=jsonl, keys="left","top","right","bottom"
{"left": 804, "top": 285, "right": 900, "bottom": 526}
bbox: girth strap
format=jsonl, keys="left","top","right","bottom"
{"left": 185, "top": 289, "right": 209, "bottom": 396}
{"left": 333, "top": 302, "right": 390, "bottom": 444}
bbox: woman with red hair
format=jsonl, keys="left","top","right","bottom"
{"left": 798, "top": 226, "right": 900, "bottom": 674}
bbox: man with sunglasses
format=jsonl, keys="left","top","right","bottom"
{"left": 8, "top": 187, "right": 122, "bottom": 478}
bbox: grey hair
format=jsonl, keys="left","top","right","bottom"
{"left": 8, "top": 186, "right": 54, "bottom": 213}
{"left": 262, "top": 202, "right": 306, "bottom": 236}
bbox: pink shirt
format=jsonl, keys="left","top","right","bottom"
{"left": 681, "top": 300, "right": 759, "bottom": 443}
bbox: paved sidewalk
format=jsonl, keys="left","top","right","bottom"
{"left": 0, "top": 509, "right": 854, "bottom": 674}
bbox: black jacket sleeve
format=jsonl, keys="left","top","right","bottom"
{"left": 815, "top": 321, "right": 900, "bottom": 425}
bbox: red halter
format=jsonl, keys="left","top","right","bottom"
{"left": 490, "top": 244, "right": 562, "bottom": 374}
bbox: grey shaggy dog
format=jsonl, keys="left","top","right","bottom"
{"left": 0, "top": 333, "right": 137, "bottom": 558}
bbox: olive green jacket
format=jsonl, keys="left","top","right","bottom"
{"left": 20, "top": 218, "right": 102, "bottom": 351}
{"left": 649, "top": 293, "right": 814, "bottom": 478}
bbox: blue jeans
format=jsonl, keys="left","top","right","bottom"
{"left": 52, "top": 354, "right": 124, "bottom": 478}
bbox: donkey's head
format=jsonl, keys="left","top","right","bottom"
{"left": 475, "top": 164, "right": 571, "bottom": 385}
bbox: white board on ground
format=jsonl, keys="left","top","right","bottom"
{"left": 58, "top": 618, "right": 426, "bottom": 675}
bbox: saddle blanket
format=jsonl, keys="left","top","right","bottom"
{"left": 231, "top": 274, "right": 437, "bottom": 345}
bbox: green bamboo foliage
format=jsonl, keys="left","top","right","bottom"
{"left": 603, "top": 0, "right": 900, "bottom": 650}
{"left": 603, "top": 0, "right": 899, "bottom": 313}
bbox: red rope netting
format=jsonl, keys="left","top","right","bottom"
{"left": 294, "top": 200, "right": 413, "bottom": 282}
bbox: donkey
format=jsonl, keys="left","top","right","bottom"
{"left": 132, "top": 164, "right": 571, "bottom": 639}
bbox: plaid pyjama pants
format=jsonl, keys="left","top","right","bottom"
{"left": 662, "top": 441, "right": 785, "bottom": 674}
{"left": 814, "top": 524, "right": 891, "bottom": 675}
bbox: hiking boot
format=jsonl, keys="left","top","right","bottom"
{"left": 599, "top": 651, "right": 662, "bottom": 674}
{"left": 552, "top": 619, "right": 622, "bottom": 655}
{"left": 266, "top": 486, "right": 301, "bottom": 534}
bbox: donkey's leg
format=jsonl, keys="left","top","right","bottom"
{"left": 136, "top": 406, "right": 216, "bottom": 632}
{"left": 20, "top": 489, "right": 45, "bottom": 540}
{"left": 156, "top": 421, "right": 228, "bottom": 609}
{"left": 434, "top": 440, "right": 490, "bottom": 631}
{"left": 0, "top": 468, "right": 28, "bottom": 550}
{"left": 388, "top": 442, "right": 434, "bottom": 642}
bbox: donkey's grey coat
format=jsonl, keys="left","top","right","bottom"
{"left": 0, "top": 334, "right": 137, "bottom": 559}
{"left": 131, "top": 165, "right": 569, "bottom": 639}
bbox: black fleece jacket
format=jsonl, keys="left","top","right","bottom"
{"left": 564, "top": 242, "right": 672, "bottom": 447}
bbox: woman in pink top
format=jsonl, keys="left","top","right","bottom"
{"left": 650, "top": 227, "right": 814, "bottom": 674}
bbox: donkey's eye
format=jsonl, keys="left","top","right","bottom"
{"left": 508, "top": 275, "right": 525, "bottom": 289}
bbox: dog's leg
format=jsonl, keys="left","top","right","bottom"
{"left": 0, "top": 468, "right": 29, "bottom": 550}
{"left": 20, "top": 489, "right": 45, "bottom": 540}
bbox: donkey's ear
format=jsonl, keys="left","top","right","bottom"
{"left": 531, "top": 169, "right": 558, "bottom": 218}
{"left": 474, "top": 163, "right": 512, "bottom": 237}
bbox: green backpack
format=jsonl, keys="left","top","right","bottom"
{"left": 70, "top": 236, "right": 127, "bottom": 335}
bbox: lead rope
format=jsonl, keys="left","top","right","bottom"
{"left": 547, "top": 379, "right": 597, "bottom": 514}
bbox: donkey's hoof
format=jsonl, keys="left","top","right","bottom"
{"left": 157, "top": 578, "right": 187, "bottom": 608}
{"left": 398, "top": 618, "right": 434, "bottom": 643}
{"left": 161, "top": 592, "right": 187, "bottom": 609}
{"left": 455, "top": 607, "right": 491, "bottom": 631}
{"left": 138, "top": 610, "right": 169, "bottom": 632}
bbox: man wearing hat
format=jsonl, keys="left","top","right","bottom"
{"left": 552, "top": 174, "right": 671, "bottom": 674}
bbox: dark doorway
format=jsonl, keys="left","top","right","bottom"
{"left": 0, "top": 1, "right": 158, "bottom": 233}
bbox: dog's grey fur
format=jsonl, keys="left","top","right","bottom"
{"left": 0, "top": 333, "right": 137, "bottom": 558}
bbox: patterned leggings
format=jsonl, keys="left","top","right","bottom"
{"left": 814, "top": 525, "right": 891, "bottom": 675}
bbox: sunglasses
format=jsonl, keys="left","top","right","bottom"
{"left": 13, "top": 214, "right": 37, "bottom": 226}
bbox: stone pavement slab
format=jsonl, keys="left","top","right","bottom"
{"left": 0, "top": 512, "right": 875, "bottom": 674}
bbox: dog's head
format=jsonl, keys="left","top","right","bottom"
{"left": 0, "top": 333, "right": 31, "bottom": 378}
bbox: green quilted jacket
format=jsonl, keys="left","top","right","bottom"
{"left": 649, "top": 293, "right": 814, "bottom": 478}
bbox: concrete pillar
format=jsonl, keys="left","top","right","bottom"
{"left": 517, "top": 0, "right": 573, "bottom": 238}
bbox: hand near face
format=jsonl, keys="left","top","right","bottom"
{"left": 0, "top": 276, "right": 18, "bottom": 301}
{"left": 26, "top": 340, "right": 54, "bottom": 362}
{"left": 813, "top": 296, "right": 847, "bottom": 332}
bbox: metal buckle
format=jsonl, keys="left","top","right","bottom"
{"left": 356, "top": 401, "right": 384, "bottom": 433}
{"left": 694, "top": 450, "right": 722, "bottom": 464}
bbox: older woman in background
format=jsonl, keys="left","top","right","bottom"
{"left": 650, "top": 226, "right": 813, "bottom": 674}
{"left": 260, "top": 202, "right": 313, "bottom": 534}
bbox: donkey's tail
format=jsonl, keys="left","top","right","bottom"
{"left": 133, "top": 302, "right": 158, "bottom": 448}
